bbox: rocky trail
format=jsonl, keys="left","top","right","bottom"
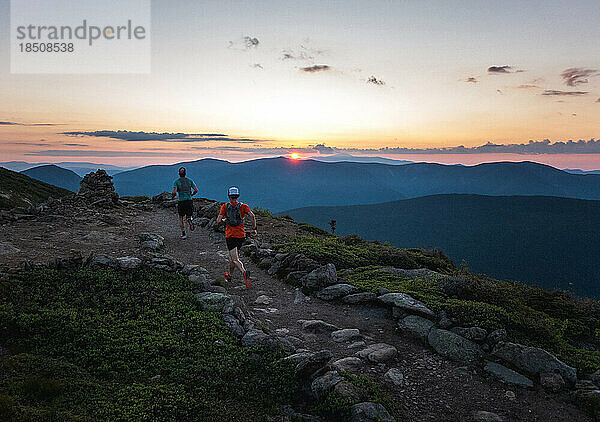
{"left": 0, "top": 184, "right": 594, "bottom": 421}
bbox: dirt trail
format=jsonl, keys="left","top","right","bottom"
{"left": 0, "top": 202, "right": 590, "bottom": 421}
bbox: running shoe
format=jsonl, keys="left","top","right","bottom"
{"left": 243, "top": 270, "right": 251, "bottom": 289}
{"left": 224, "top": 271, "right": 232, "bottom": 281}
{"left": 180, "top": 233, "right": 187, "bottom": 239}
{"left": 189, "top": 220, "right": 195, "bottom": 231}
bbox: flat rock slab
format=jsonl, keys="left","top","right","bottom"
{"left": 398, "top": 315, "right": 435, "bottom": 343}
{"left": 377, "top": 292, "right": 434, "bottom": 318}
{"left": 384, "top": 368, "right": 405, "bottom": 386}
{"left": 342, "top": 292, "right": 377, "bottom": 304}
{"left": 254, "top": 295, "right": 272, "bottom": 305}
{"left": 483, "top": 361, "right": 533, "bottom": 388}
{"left": 116, "top": 256, "right": 142, "bottom": 269}
{"left": 492, "top": 341, "right": 577, "bottom": 384}
{"left": 311, "top": 371, "right": 343, "bottom": 399}
{"left": 316, "top": 283, "right": 359, "bottom": 301}
{"left": 331, "top": 357, "right": 364, "bottom": 372}
{"left": 196, "top": 292, "right": 234, "bottom": 313}
{"left": 356, "top": 343, "right": 398, "bottom": 363}
{"left": 331, "top": 328, "right": 362, "bottom": 343}
{"left": 349, "top": 402, "right": 395, "bottom": 422}
{"left": 428, "top": 328, "right": 483, "bottom": 364}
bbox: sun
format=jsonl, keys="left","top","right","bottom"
{"left": 290, "top": 152, "right": 300, "bottom": 160}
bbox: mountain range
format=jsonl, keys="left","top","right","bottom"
{"left": 111, "top": 157, "right": 600, "bottom": 211}
{"left": 21, "top": 164, "right": 82, "bottom": 192}
{"left": 0, "top": 161, "right": 135, "bottom": 176}
{"left": 280, "top": 194, "right": 600, "bottom": 299}
{"left": 0, "top": 167, "right": 71, "bottom": 210}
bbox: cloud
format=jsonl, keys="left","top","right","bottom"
{"left": 63, "top": 143, "right": 88, "bottom": 147}
{"left": 251, "top": 63, "right": 263, "bottom": 69}
{"left": 228, "top": 36, "right": 259, "bottom": 51}
{"left": 465, "top": 77, "right": 478, "bottom": 83}
{"left": 560, "top": 68, "right": 598, "bottom": 86}
{"left": 366, "top": 76, "right": 386, "bottom": 85}
{"left": 541, "top": 90, "right": 588, "bottom": 96}
{"left": 0, "top": 121, "right": 59, "bottom": 126}
{"left": 6, "top": 141, "right": 52, "bottom": 146}
{"left": 26, "top": 150, "right": 193, "bottom": 157}
{"left": 60, "top": 130, "right": 261, "bottom": 143}
{"left": 596, "top": 98, "right": 600, "bottom": 103}
{"left": 488, "top": 65, "right": 513, "bottom": 74}
{"left": 281, "top": 44, "right": 325, "bottom": 61}
{"left": 515, "top": 84, "right": 539, "bottom": 89}
{"left": 313, "top": 143, "right": 336, "bottom": 154}
{"left": 300, "top": 65, "right": 331, "bottom": 73}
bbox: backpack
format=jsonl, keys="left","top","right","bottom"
{"left": 177, "top": 177, "right": 191, "bottom": 195}
{"left": 226, "top": 202, "right": 243, "bottom": 227}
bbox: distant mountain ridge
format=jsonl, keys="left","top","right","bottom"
{"left": 21, "top": 165, "right": 82, "bottom": 192}
{"left": 280, "top": 194, "right": 600, "bottom": 299}
{"left": 0, "top": 167, "right": 71, "bottom": 210}
{"left": 1, "top": 161, "right": 135, "bottom": 176}
{"left": 112, "top": 157, "right": 600, "bottom": 212}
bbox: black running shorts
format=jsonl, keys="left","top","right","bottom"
{"left": 177, "top": 200, "right": 194, "bottom": 217}
{"left": 226, "top": 236, "right": 245, "bottom": 251}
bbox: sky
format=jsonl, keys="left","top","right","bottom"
{"left": 1, "top": 0, "right": 600, "bottom": 169}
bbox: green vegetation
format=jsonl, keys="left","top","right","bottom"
{"left": 0, "top": 267, "right": 300, "bottom": 421}
{"left": 346, "top": 266, "right": 600, "bottom": 375}
{"left": 0, "top": 167, "right": 71, "bottom": 211}
{"left": 314, "top": 372, "right": 401, "bottom": 420}
{"left": 252, "top": 206, "right": 272, "bottom": 217}
{"left": 278, "top": 235, "right": 455, "bottom": 274}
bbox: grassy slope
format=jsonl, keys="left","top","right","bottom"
{"left": 275, "top": 225, "right": 600, "bottom": 376}
{"left": 0, "top": 267, "right": 299, "bottom": 421}
{"left": 0, "top": 167, "right": 71, "bottom": 211}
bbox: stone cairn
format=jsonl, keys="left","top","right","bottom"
{"left": 78, "top": 169, "right": 119, "bottom": 206}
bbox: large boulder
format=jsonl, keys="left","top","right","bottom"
{"left": 331, "top": 329, "right": 362, "bottom": 343}
{"left": 398, "top": 315, "right": 435, "bottom": 343}
{"left": 241, "top": 328, "right": 269, "bottom": 346}
{"left": 331, "top": 357, "right": 363, "bottom": 372}
{"left": 342, "top": 292, "right": 377, "bottom": 304}
{"left": 592, "top": 369, "right": 600, "bottom": 388}
{"left": 356, "top": 343, "right": 398, "bottom": 363}
{"left": 483, "top": 362, "right": 533, "bottom": 388}
{"left": 348, "top": 402, "right": 395, "bottom": 422}
{"left": 451, "top": 327, "right": 488, "bottom": 343}
{"left": 316, "top": 283, "right": 359, "bottom": 301}
{"left": 427, "top": 328, "right": 483, "bottom": 364}
{"left": 492, "top": 342, "right": 577, "bottom": 384}
{"left": 377, "top": 293, "right": 434, "bottom": 318}
{"left": 302, "top": 264, "right": 337, "bottom": 290}
{"left": 116, "top": 256, "right": 142, "bottom": 270}
{"left": 138, "top": 232, "right": 164, "bottom": 250}
{"left": 299, "top": 319, "right": 340, "bottom": 334}
{"left": 311, "top": 371, "right": 343, "bottom": 399}
{"left": 196, "top": 292, "right": 234, "bottom": 313}
{"left": 295, "top": 350, "right": 333, "bottom": 379}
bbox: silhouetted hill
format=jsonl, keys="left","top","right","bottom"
{"left": 1, "top": 161, "right": 134, "bottom": 176}
{"left": 112, "top": 158, "right": 600, "bottom": 212}
{"left": 280, "top": 194, "right": 600, "bottom": 299}
{"left": 21, "top": 165, "right": 81, "bottom": 192}
{"left": 0, "top": 167, "right": 71, "bottom": 210}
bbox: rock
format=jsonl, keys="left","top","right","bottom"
{"left": 196, "top": 292, "right": 234, "bottom": 313}
{"left": 152, "top": 191, "right": 172, "bottom": 202}
{"left": 240, "top": 243, "right": 258, "bottom": 256}
{"left": 0, "top": 241, "right": 20, "bottom": 254}
{"left": 331, "top": 329, "right": 362, "bottom": 343}
{"left": 471, "top": 411, "right": 503, "bottom": 422}
{"left": 333, "top": 381, "right": 366, "bottom": 402}
{"left": 492, "top": 342, "right": 577, "bottom": 384}
{"left": 540, "top": 372, "right": 565, "bottom": 392}
{"left": 295, "top": 350, "right": 333, "bottom": 379}
{"left": 437, "top": 310, "right": 453, "bottom": 329}
{"left": 299, "top": 319, "right": 340, "bottom": 334}
{"left": 280, "top": 405, "right": 322, "bottom": 422}
{"left": 427, "top": 328, "right": 483, "bottom": 364}
{"left": 311, "top": 371, "right": 343, "bottom": 399}
{"left": 223, "top": 314, "right": 245, "bottom": 337}
{"left": 316, "top": 283, "right": 359, "bottom": 301}
{"left": 377, "top": 293, "right": 434, "bottom": 318}
{"left": 331, "top": 357, "right": 363, "bottom": 372}
{"left": 241, "top": 328, "right": 269, "bottom": 346}
{"left": 483, "top": 362, "right": 533, "bottom": 388}
{"left": 487, "top": 329, "right": 507, "bottom": 345}
{"left": 258, "top": 258, "right": 272, "bottom": 270}
{"left": 90, "top": 254, "right": 117, "bottom": 267}
{"left": 294, "top": 288, "right": 308, "bottom": 304}
{"left": 138, "top": 232, "right": 164, "bottom": 250}
{"left": 278, "top": 336, "right": 303, "bottom": 352}
{"left": 254, "top": 295, "right": 272, "bottom": 305}
{"left": 302, "top": 263, "right": 337, "bottom": 290}
{"left": 181, "top": 264, "right": 208, "bottom": 275}
{"left": 348, "top": 341, "right": 366, "bottom": 349}
{"left": 398, "top": 315, "right": 435, "bottom": 343}
{"left": 383, "top": 368, "right": 404, "bottom": 386}
{"left": 342, "top": 292, "right": 377, "bottom": 304}
{"left": 192, "top": 217, "right": 210, "bottom": 227}
{"left": 78, "top": 169, "right": 119, "bottom": 204}
{"left": 592, "top": 370, "right": 600, "bottom": 388}
{"left": 378, "top": 267, "right": 447, "bottom": 282}
{"left": 284, "top": 352, "right": 315, "bottom": 365}
{"left": 356, "top": 343, "right": 398, "bottom": 363}
{"left": 451, "top": 326, "right": 488, "bottom": 343}
{"left": 287, "top": 271, "right": 308, "bottom": 284}
{"left": 116, "top": 256, "right": 142, "bottom": 269}
{"left": 348, "top": 402, "right": 395, "bottom": 422}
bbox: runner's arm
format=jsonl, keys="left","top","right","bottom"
{"left": 216, "top": 205, "right": 226, "bottom": 224}
{"left": 192, "top": 184, "right": 198, "bottom": 196}
{"left": 246, "top": 210, "right": 257, "bottom": 232}
{"left": 171, "top": 187, "right": 177, "bottom": 199}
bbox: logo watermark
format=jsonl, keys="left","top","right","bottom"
{"left": 10, "top": 0, "right": 151, "bottom": 74}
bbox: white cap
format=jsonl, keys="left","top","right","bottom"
{"left": 228, "top": 186, "right": 240, "bottom": 196}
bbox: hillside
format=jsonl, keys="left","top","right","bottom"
{"left": 112, "top": 157, "right": 600, "bottom": 212}
{"left": 0, "top": 172, "right": 598, "bottom": 421}
{"left": 280, "top": 194, "right": 600, "bottom": 299}
{"left": 0, "top": 167, "right": 71, "bottom": 210}
{"left": 21, "top": 165, "right": 82, "bottom": 192}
